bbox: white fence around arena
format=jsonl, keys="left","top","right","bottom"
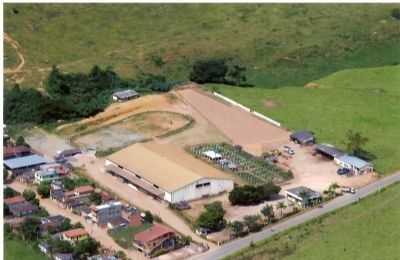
{"left": 213, "top": 92, "right": 281, "bottom": 127}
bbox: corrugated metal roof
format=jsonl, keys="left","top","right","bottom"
{"left": 337, "top": 155, "right": 372, "bottom": 169}
{"left": 315, "top": 144, "right": 345, "bottom": 158}
{"left": 4, "top": 154, "right": 47, "bottom": 170}
{"left": 113, "top": 89, "right": 139, "bottom": 99}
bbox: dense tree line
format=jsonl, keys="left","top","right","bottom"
{"left": 190, "top": 58, "right": 250, "bottom": 86}
{"left": 229, "top": 183, "right": 281, "bottom": 206}
{"left": 5, "top": 65, "right": 179, "bottom": 125}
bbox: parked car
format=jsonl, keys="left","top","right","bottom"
{"left": 283, "top": 146, "right": 295, "bottom": 155}
{"left": 337, "top": 168, "right": 351, "bottom": 175}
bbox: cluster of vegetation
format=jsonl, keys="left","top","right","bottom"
{"left": 4, "top": 65, "right": 179, "bottom": 126}
{"left": 196, "top": 201, "right": 226, "bottom": 232}
{"left": 190, "top": 59, "right": 249, "bottom": 86}
{"left": 62, "top": 176, "right": 94, "bottom": 191}
{"left": 229, "top": 183, "right": 281, "bottom": 206}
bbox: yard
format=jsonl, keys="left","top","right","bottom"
{"left": 225, "top": 181, "right": 400, "bottom": 260}
{"left": 207, "top": 65, "right": 400, "bottom": 174}
{"left": 5, "top": 237, "right": 46, "bottom": 260}
{"left": 108, "top": 223, "right": 153, "bottom": 249}
{"left": 190, "top": 143, "right": 292, "bottom": 185}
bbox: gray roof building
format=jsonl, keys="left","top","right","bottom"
{"left": 290, "top": 131, "right": 315, "bottom": 145}
{"left": 4, "top": 154, "right": 47, "bottom": 170}
{"left": 315, "top": 144, "right": 345, "bottom": 159}
{"left": 112, "top": 89, "right": 139, "bottom": 101}
{"left": 8, "top": 201, "right": 39, "bottom": 217}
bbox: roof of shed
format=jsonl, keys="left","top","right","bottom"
{"left": 337, "top": 155, "right": 372, "bottom": 169}
{"left": 4, "top": 154, "right": 47, "bottom": 170}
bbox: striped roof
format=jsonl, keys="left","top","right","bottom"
{"left": 4, "top": 154, "right": 47, "bottom": 170}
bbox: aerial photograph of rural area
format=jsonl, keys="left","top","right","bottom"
{"left": 2, "top": 2, "right": 400, "bottom": 260}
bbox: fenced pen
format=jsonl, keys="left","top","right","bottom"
{"left": 190, "top": 143, "right": 292, "bottom": 186}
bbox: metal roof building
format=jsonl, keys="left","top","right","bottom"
{"left": 285, "top": 186, "right": 322, "bottom": 207}
{"left": 290, "top": 130, "right": 315, "bottom": 145}
{"left": 112, "top": 89, "right": 140, "bottom": 101}
{"left": 315, "top": 144, "right": 345, "bottom": 159}
{"left": 335, "top": 155, "right": 373, "bottom": 174}
{"left": 4, "top": 154, "right": 47, "bottom": 170}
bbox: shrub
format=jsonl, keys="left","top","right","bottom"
{"left": 229, "top": 183, "right": 281, "bottom": 206}
{"left": 196, "top": 201, "right": 226, "bottom": 232}
{"left": 243, "top": 215, "right": 263, "bottom": 233}
{"left": 190, "top": 59, "right": 228, "bottom": 84}
{"left": 391, "top": 8, "right": 400, "bottom": 20}
{"left": 37, "top": 181, "right": 51, "bottom": 198}
{"left": 143, "top": 211, "right": 154, "bottom": 223}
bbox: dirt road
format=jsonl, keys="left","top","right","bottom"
{"left": 4, "top": 33, "right": 25, "bottom": 75}
{"left": 9, "top": 182, "right": 145, "bottom": 260}
{"left": 71, "top": 154, "right": 213, "bottom": 248}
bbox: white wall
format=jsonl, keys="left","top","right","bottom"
{"left": 166, "top": 178, "right": 234, "bottom": 204}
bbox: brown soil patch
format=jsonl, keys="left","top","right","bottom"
{"left": 304, "top": 82, "right": 320, "bottom": 89}
{"left": 264, "top": 99, "right": 278, "bottom": 108}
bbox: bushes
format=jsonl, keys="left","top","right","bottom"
{"left": 229, "top": 183, "right": 281, "bottom": 206}
{"left": 391, "top": 8, "right": 400, "bottom": 20}
{"left": 37, "top": 181, "right": 51, "bottom": 198}
{"left": 190, "top": 59, "right": 249, "bottom": 86}
{"left": 196, "top": 201, "right": 226, "bottom": 232}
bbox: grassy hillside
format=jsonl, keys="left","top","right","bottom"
{"left": 5, "top": 237, "right": 46, "bottom": 260}
{"left": 4, "top": 4, "right": 400, "bottom": 88}
{"left": 208, "top": 65, "right": 400, "bottom": 174}
{"left": 226, "top": 182, "right": 400, "bottom": 260}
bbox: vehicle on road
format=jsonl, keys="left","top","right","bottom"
{"left": 337, "top": 168, "right": 351, "bottom": 175}
{"left": 283, "top": 146, "right": 295, "bottom": 155}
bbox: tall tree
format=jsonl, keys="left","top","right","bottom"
{"left": 344, "top": 130, "right": 369, "bottom": 154}
{"left": 261, "top": 204, "right": 274, "bottom": 223}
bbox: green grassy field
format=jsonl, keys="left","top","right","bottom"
{"left": 4, "top": 4, "right": 400, "bottom": 88}
{"left": 109, "top": 223, "right": 153, "bottom": 249}
{"left": 5, "top": 237, "right": 46, "bottom": 260}
{"left": 207, "top": 65, "right": 400, "bottom": 174}
{"left": 226, "top": 181, "right": 400, "bottom": 260}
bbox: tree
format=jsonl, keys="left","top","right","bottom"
{"left": 344, "top": 130, "right": 369, "bottom": 155}
{"left": 190, "top": 59, "right": 228, "bottom": 84}
{"left": 229, "top": 221, "right": 245, "bottom": 237}
{"left": 143, "top": 211, "right": 154, "bottom": 224}
{"left": 60, "top": 218, "right": 72, "bottom": 232}
{"left": 4, "top": 168, "right": 9, "bottom": 183}
{"left": 4, "top": 187, "right": 19, "bottom": 198}
{"left": 392, "top": 8, "right": 400, "bottom": 20}
{"left": 74, "top": 237, "right": 100, "bottom": 259}
{"left": 196, "top": 201, "right": 226, "bottom": 232}
{"left": 50, "top": 239, "right": 74, "bottom": 254}
{"left": 16, "top": 136, "right": 27, "bottom": 146}
{"left": 63, "top": 178, "right": 76, "bottom": 191}
{"left": 20, "top": 218, "right": 41, "bottom": 240}
{"left": 115, "top": 250, "right": 128, "bottom": 260}
{"left": 277, "top": 202, "right": 287, "bottom": 218}
{"left": 261, "top": 205, "right": 274, "bottom": 223}
{"left": 22, "top": 189, "right": 37, "bottom": 204}
{"left": 243, "top": 215, "right": 263, "bottom": 233}
{"left": 229, "top": 183, "right": 281, "bottom": 206}
{"left": 89, "top": 192, "right": 102, "bottom": 205}
{"left": 37, "top": 182, "right": 51, "bottom": 198}
{"left": 226, "top": 64, "right": 247, "bottom": 86}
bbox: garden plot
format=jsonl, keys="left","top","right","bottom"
{"left": 190, "top": 143, "right": 292, "bottom": 186}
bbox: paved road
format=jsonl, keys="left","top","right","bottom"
{"left": 191, "top": 172, "right": 400, "bottom": 260}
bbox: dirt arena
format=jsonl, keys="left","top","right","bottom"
{"left": 176, "top": 88, "right": 290, "bottom": 155}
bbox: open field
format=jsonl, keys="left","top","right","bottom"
{"left": 4, "top": 4, "right": 400, "bottom": 88}
{"left": 208, "top": 65, "right": 400, "bottom": 174}
{"left": 74, "top": 111, "right": 193, "bottom": 152}
{"left": 225, "top": 181, "right": 400, "bottom": 260}
{"left": 178, "top": 88, "right": 290, "bottom": 155}
{"left": 5, "top": 237, "right": 45, "bottom": 260}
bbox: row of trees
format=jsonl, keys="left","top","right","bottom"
{"left": 5, "top": 65, "right": 178, "bottom": 125}
{"left": 229, "top": 183, "right": 281, "bottom": 206}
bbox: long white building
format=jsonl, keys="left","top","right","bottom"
{"left": 105, "top": 143, "right": 234, "bottom": 204}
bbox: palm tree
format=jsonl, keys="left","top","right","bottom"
{"left": 277, "top": 202, "right": 286, "bottom": 218}
{"left": 261, "top": 204, "right": 274, "bottom": 224}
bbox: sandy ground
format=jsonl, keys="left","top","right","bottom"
{"left": 176, "top": 87, "right": 290, "bottom": 155}
{"left": 25, "top": 128, "right": 73, "bottom": 160}
{"left": 277, "top": 143, "right": 377, "bottom": 192}
{"left": 71, "top": 153, "right": 213, "bottom": 248}
{"left": 9, "top": 181, "right": 145, "bottom": 260}
{"left": 156, "top": 244, "right": 206, "bottom": 260}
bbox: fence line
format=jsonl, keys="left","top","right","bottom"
{"left": 213, "top": 92, "right": 281, "bottom": 127}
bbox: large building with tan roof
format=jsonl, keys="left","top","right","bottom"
{"left": 105, "top": 143, "right": 234, "bottom": 203}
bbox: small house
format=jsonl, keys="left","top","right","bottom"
{"left": 335, "top": 155, "right": 373, "bottom": 175}
{"left": 112, "top": 89, "right": 140, "bottom": 102}
{"left": 8, "top": 201, "right": 39, "bottom": 217}
{"left": 133, "top": 223, "right": 176, "bottom": 256}
{"left": 3, "top": 145, "right": 32, "bottom": 160}
{"left": 290, "top": 131, "right": 315, "bottom": 145}
{"left": 74, "top": 185, "right": 94, "bottom": 197}
{"left": 285, "top": 186, "right": 322, "bottom": 208}
{"left": 62, "top": 228, "right": 89, "bottom": 243}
